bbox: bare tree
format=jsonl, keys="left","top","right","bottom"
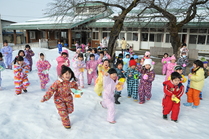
{"left": 143, "top": 0, "right": 209, "bottom": 56}
{"left": 47, "top": 0, "right": 145, "bottom": 58}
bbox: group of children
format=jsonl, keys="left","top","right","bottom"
{"left": 1, "top": 40, "right": 208, "bottom": 129}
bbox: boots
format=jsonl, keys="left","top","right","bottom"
{"left": 114, "top": 94, "right": 120, "bottom": 104}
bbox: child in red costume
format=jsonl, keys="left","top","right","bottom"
{"left": 162, "top": 72, "right": 184, "bottom": 122}
{"left": 41, "top": 65, "right": 79, "bottom": 129}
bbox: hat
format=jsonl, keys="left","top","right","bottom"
{"left": 170, "top": 55, "right": 176, "bottom": 60}
{"left": 200, "top": 57, "right": 208, "bottom": 64}
{"left": 108, "top": 68, "right": 117, "bottom": 74}
{"left": 129, "top": 59, "right": 137, "bottom": 67}
{"left": 133, "top": 55, "right": 138, "bottom": 59}
{"left": 143, "top": 59, "right": 154, "bottom": 71}
{"left": 174, "top": 65, "right": 182, "bottom": 71}
{"left": 145, "top": 51, "right": 150, "bottom": 56}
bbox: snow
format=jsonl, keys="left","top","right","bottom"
{"left": 0, "top": 48, "right": 209, "bottom": 139}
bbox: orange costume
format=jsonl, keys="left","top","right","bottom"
{"left": 13, "top": 62, "right": 30, "bottom": 94}
{"left": 41, "top": 78, "right": 78, "bottom": 127}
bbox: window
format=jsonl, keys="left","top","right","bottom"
{"left": 141, "top": 33, "right": 148, "bottom": 41}
{"left": 182, "top": 29, "right": 187, "bottom": 32}
{"left": 133, "top": 33, "right": 138, "bottom": 41}
{"left": 189, "top": 35, "right": 197, "bottom": 44}
{"left": 156, "top": 34, "right": 163, "bottom": 42}
{"left": 207, "top": 35, "right": 209, "bottom": 44}
{"left": 199, "top": 29, "right": 207, "bottom": 33}
{"left": 166, "top": 34, "right": 170, "bottom": 43}
{"left": 61, "top": 32, "right": 67, "bottom": 39}
{"left": 157, "top": 28, "right": 164, "bottom": 32}
{"left": 30, "top": 31, "right": 36, "bottom": 39}
{"left": 197, "top": 35, "right": 206, "bottom": 44}
{"left": 40, "top": 31, "right": 45, "bottom": 39}
{"left": 127, "top": 33, "right": 132, "bottom": 41}
{"left": 141, "top": 28, "right": 148, "bottom": 32}
{"left": 93, "top": 32, "right": 99, "bottom": 39}
{"left": 190, "top": 29, "right": 198, "bottom": 33}
{"left": 119, "top": 33, "right": 125, "bottom": 39}
{"left": 150, "top": 28, "right": 156, "bottom": 32}
{"left": 55, "top": 31, "right": 60, "bottom": 39}
{"left": 149, "top": 34, "right": 154, "bottom": 42}
{"left": 102, "top": 32, "right": 109, "bottom": 38}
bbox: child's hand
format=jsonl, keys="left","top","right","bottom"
{"left": 122, "top": 71, "right": 125, "bottom": 73}
{"left": 188, "top": 74, "right": 192, "bottom": 79}
{"left": 182, "top": 64, "right": 186, "bottom": 67}
{"left": 40, "top": 99, "right": 45, "bottom": 102}
{"left": 172, "top": 94, "right": 175, "bottom": 99}
{"left": 105, "top": 73, "right": 109, "bottom": 76}
{"left": 143, "top": 74, "right": 148, "bottom": 80}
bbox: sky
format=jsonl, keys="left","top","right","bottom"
{"left": 0, "top": 0, "right": 52, "bottom": 23}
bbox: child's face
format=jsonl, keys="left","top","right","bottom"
{"left": 119, "top": 58, "right": 122, "bottom": 60}
{"left": 110, "top": 73, "right": 117, "bottom": 80}
{"left": 203, "top": 63, "right": 208, "bottom": 68}
{"left": 126, "top": 55, "right": 130, "bottom": 58}
{"left": 130, "top": 65, "right": 136, "bottom": 69}
{"left": 26, "top": 48, "right": 29, "bottom": 50}
{"left": 90, "top": 56, "right": 95, "bottom": 60}
{"left": 100, "top": 54, "right": 104, "bottom": 58}
{"left": 17, "top": 61, "right": 24, "bottom": 65}
{"left": 193, "top": 63, "right": 197, "bottom": 68}
{"left": 3, "top": 43, "right": 7, "bottom": 46}
{"left": 62, "top": 71, "right": 71, "bottom": 81}
{"left": 92, "top": 50, "right": 95, "bottom": 53}
{"left": 104, "top": 51, "right": 107, "bottom": 54}
{"left": 117, "top": 64, "right": 123, "bottom": 69}
{"left": 40, "top": 55, "right": 44, "bottom": 60}
{"left": 172, "top": 78, "right": 181, "bottom": 86}
{"left": 62, "top": 54, "right": 67, "bottom": 58}
{"left": 171, "top": 59, "right": 175, "bottom": 63}
{"left": 19, "top": 52, "right": 24, "bottom": 57}
{"left": 176, "top": 69, "right": 183, "bottom": 74}
{"left": 0, "top": 57, "right": 3, "bottom": 61}
{"left": 145, "top": 64, "right": 151, "bottom": 70}
{"left": 134, "top": 59, "right": 138, "bottom": 62}
{"left": 78, "top": 57, "right": 83, "bottom": 61}
{"left": 77, "top": 49, "right": 81, "bottom": 52}
{"left": 164, "top": 54, "right": 168, "bottom": 58}
{"left": 103, "top": 61, "right": 109, "bottom": 68}
{"left": 87, "top": 50, "right": 91, "bottom": 53}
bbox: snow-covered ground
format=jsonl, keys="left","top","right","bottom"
{"left": 0, "top": 48, "right": 209, "bottom": 139}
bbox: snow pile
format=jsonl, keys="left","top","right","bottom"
{"left": 0, "top": 48, "right": 208, "bottom": 139}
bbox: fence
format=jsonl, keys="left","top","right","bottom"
{"left": 150, "top": 47, "right": 198, "bottom": 59}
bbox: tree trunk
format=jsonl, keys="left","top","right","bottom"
{"left": 169, "top": 26, "right": 181, "bottom": 58}
{"left": 108, "top": 18, "right": 125, "bottom": 59}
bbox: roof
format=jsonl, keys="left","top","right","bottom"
{"left": 1, "top": 19, "right": 16, "bottom": 23}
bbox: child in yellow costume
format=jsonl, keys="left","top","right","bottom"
{"left": 168, "top": 65, "right": 187, "bottom": 83}
{"left": 94, "top": 59, "right": 110, "bottom": 96}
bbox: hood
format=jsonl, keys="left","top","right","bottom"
{"left": 61, "top": 49, "right": 69, "bottom": 57}
{"left": 143, "top": 59, "right": 154, "bottom": 71}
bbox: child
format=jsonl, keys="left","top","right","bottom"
{"left": 162, "top": 72, "right": 184, "bottom": 122}
{"left": 161, "top": 53, "right": 170, "bottom": 75}
{"left": 114, "top": 61, "right": 125, "bottom": 104}
{"left": 138, "top": 59, "right": 155, "bottom": 104}
{"left": 123, "top": 54, "right": 130, "bottom": 72}
{"left": 124, "top": 59, "right": 140, "bottom": 101}
{"left": 86, "top": 54, "right": 99, "bottom": 85}
{"left": 13, "top": 50, "right": 30, "bottom": 65}
{"left": 85, "top": 48, "right": 92, "bottom": 63}
{"left": 36, "top": 53, "right": 51, "bottom": 91}
{"left": 56, "top": 49, "right": 70, "bottom": 76}
{"left": 100, "top": 68, "right": 118, "bottom": 124}
{"left": 81, "top": 43, "right": 86, "bottom": 53}
{"left": 104, "top": 49, "right": 111, "bottom": 60}
{"left": 183, "top": 60, "right": 205, "bottom": 108}
{"left": 73, "top": 53, "right": 86, "bottom": 88}
{"left": 41, "top": 65, "right": 79, "bottom": 129}
{"left": 168, "top": 66, "right": 187, "bottom": 83}
{"left": 13, "top": 56, "right": 30, "bottom": 95}
{"left": 97, "top": 48, "right": 102, "bottom": 55}
{"left": 98, "top": 51, "right": 105, "bottom": 61}
{"left": 114, "top": 53, "right": 123, "bottom": 68}
{"left": 199, "top": 57, "right": 209, "bottom": 99}
{"left": 92, "top": 48, "right": 99, "bottom": 60}
{"left": 72, "top": 47, "right": 82, "bottom": 62}
{"left": 1, "top": 40, "right": 13, "bottom": 69}
{"left": 177, "top": 52, "right": 189, "bottom": 75}
{"left": 165, "top": 55, "right": 176, "bottom": 81}
{"left": 24, "top": 45, "right": 35, "bottom": 71}
{"left": 94, "top": 59, "right": 110, "bottom": 96}
{"left": 0, "top": 52, "right": 6, "bottom": 89}
{"left": 129, "top": 46, "right": 134, "bottom": 56}
{"left": 140, "top": 51, "right": 151, "bottom": 64}
{"left": 57, "top": 41, "right": 63, "bottom": 54}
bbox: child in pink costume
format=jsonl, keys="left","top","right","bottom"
{"left": 141, "top": 51, "right": 151, "bottom": 65}
{"left": 36, "top": 53, "right": 51, "bottom": 91}
{"left": 56, "top": 49, "right": 70, "bottom": 76}
{"left": 161, "top": 53, "right": 170, "bottom": 75}
{"left": 73, "top": 53, "right": 86, "bottom": 88}
{"left": 86, "top": 54, "right": 100, "bottom": 85}
{"left": 100, "top": 68, "right": 118, "bottom": 124}
{"left": 165, "top": 55, "right": 177, "bottom": 81}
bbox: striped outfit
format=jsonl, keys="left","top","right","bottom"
{"left": 13, "top": 62, "right": 30, "bottom": 94}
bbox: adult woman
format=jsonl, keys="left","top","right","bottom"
{"left": 121, "top": 37, "right": 127, "bottom": 55}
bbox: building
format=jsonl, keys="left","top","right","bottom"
{"left": 3, "top": 3, "right": 209, "bottom": 52}
{"left": 0, "top": 19, "right": 24, "bottom": 46}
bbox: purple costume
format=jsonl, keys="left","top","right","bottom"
{"left": 24, "top": 50, "right": 35, "bottom": 71}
